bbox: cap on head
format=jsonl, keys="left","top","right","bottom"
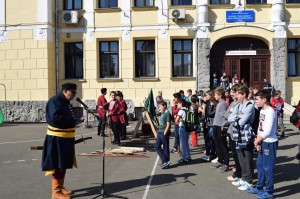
{"left": 61, "top": 83, "right": 77, "bottom": 91}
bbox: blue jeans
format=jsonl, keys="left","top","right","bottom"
{"left": 155, "top": 133, "right": 170, "bottom": 163}
{"left": 204, "top": 127, "right": 216, "bottom": 156}
{"left": 173, "top": 124, "right": 180, "bottom": 149}
{"left": 256, "top": 141, "right": 278, "bottom": 194}
{"left": 179, "top": 127, "right": 191, "bottom": 161}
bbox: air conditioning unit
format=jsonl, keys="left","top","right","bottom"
{"left": 170, "top": 9, "right": 186, "bottom": 19}
{"left": 62, "top": 10, "right": 78, "bottom": 24}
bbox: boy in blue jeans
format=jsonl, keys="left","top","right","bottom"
{"left": 247, "top": 89, "right": 278, "bottom": 199}
{"left": 155, "top": 101, "right": 171, "bottom": 169}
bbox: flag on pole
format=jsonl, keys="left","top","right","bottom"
{"left": 0, "top": 108, "right": 4, "bottom": 126}
{"left": 144, "top": 89, "right": 156, "bottom": 125}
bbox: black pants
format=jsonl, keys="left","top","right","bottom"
{"left": 119, "top": 122, "right": 127, "bottom": 139}
{"left": 213, "top": 126, "right": 229, "bottom": 166}
{"left": 97, "top": 116, "right": 106, "bottom": 135}
{"left": 237, "top": 145, "right": 254, "bottom": 184}
{"left": 230, "top": 138, "right": 242, "bottom": 178}
{"left": 110, "top": 120, "right": 120, "bottom": 142}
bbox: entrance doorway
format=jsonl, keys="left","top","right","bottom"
{"left": 240, "top": 59, "right": 250, "bottom": 85}
{"left": 210, "top": 37, "right": 270, "bottom": 89}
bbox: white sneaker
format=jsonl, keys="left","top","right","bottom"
{"left": 211, "top": 157, "right": 218, "bottom": 163}
{"left": 227, "top": 176, "right": 238, "bottom": 182}
{"left": 200, "top": 155, "right": 210, "bottom": 161}
{"left": 232, "top": 178, "right": 244, "bottom": 186}
{"left": 238, "top": 181, "right": 253, "bottom": 191}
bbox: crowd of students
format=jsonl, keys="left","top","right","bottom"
{"left": 154, "top": 85, "right": 287, "bottom": 199}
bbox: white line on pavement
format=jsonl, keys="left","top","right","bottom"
{"left": 3, "top": 161, "right": 11, "bottom": 164}
{"left": 17, "top": 160, "right": 25, "bottom": 162}
{"left": 31, "top": 159, "right": 39, "bottom": 161}
{"left": 142, "top": 156, "right": 159, "bottom": 199}
{"left": 0, "top": 132, "right": 97, "bottom": 145}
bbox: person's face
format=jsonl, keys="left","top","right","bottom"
{"left": 255, "top": 96, "right": 266, "bottom": 108}
{"left": 116, "top": 95, "right": 120, "bottom": 101}
{"left": 225, "top": 92, "right": 229, "bottom": 97}
{"left": 158, "top": 104, "right": 165, "bottom": 112}
{"left": 237, "top": 92, "right": 246, "bottom": 102}
{"left": 205, "top": 93, "right": 212, "bottom": 101}
{"left": 277, "top": 93, "right": 281, "bottom": 98}
{"left": 223, "top": 72, "right": 226, "bottom": 76}
{"left": 231, "top": 90, "right": 237, "bottom": 100}
{"left": 110, "top": 93, "right": 116, "bottom": 100}
{"left": 214, "top": 93, "right": 221, "bottom": 101}
{"left": 253, "top": 89, "right": 258, "bottom": 94}
{"left": 174, "top": 97, "right": 178, "bottom": 103}
{"left": 177, "top": 103, "right": 182, "bottom": 109}
{"left": 213, "top": 74, "right": 216, "bottom": 77}
{"left": 187, "top": 91, "right": 192, "bottom": 96}
{"left": 63, "top": 89, "right": 76, "bottom": 101}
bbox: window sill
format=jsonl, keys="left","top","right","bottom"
{"left": 131, "top": 6, "right": 158, "bottom": 11}
{"left": 245, "top": 4, "right": 271, "bottom": 8}
{"left": 208, "top": 4, "right": 235, "bottom": 9}
{"left": 171, "top": 77, "right": 196, "bottom": 81}
{"left": 285, "top": 4, "right": 300, "bottom": 8}
{"left": 133, "top": 77, "right": 160, "bottom": 82}
{"left": 287, "top": 76, "right": 300, "bottom": 79}
{"left": 62, "top": 79, "right": 87, "bottom": 82}
{"left": 94, "top": 8, "right": 121, "bottom": 13}
{"left": 97, "top": 78, "right": 123, "bottom": 82}
{"left": 169, "top": 5, "right": 196, "bottom": 10}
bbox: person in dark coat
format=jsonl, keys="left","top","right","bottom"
{"left": 107, "top": 91, "right": 120, "bottom": 144}
{"left": 42, "top": 83, "right": 83, "bottom": 199}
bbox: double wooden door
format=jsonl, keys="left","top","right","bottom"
{"left": 223, "top": 56, "right": 270, "bottom": 89}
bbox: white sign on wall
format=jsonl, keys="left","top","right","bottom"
{"left": 225, "top": 50, "right": 257, "bottom": 56}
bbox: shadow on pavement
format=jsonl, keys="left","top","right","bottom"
{"left": 71, "top": 173, "right": 197, "bottom": 198}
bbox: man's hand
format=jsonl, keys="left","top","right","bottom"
{"left": 256, "top": 145, "right": 261, "bottom": 152}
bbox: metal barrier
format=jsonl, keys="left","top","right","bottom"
{"left": 0, "top": 83, "right": 7, "bottom": 122}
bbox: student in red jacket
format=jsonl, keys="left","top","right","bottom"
{"left": 116, "top": 91, "right": 129, "bottom": 140}
{"left": 107, "top": 91, "right": 120, "bottom": 144}
{"left": 271, "top": 90, "right": 285, "bottom": 137}
{"left": 96, "top": 88, "right": 108, "bottom": 137}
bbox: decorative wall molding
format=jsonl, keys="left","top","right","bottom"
{"left": 0, "top": 30, "right": 8, "bottom": 42}
{"left": 273, "top": 22, "right": 287, "bottom": 38}
{"left": 33, "top": 28, "right": 53, "bottom": 41}
{"left": 159, "top": 29, "right": 168, "bottom": 40}
{"left": 122, "top": 30, "right": 131, "bottom": 42}
{"left": 85, "top": 29, "right": 94, "bottom": 42}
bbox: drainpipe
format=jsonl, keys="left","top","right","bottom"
{"left": 55, "top": 0, "right": 59, "bottom": 94}
{"left": 0, "top": 83, "right": 7, "bottom": 122}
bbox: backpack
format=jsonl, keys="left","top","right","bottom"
{"left": 185, "top": 109, "right": 199, "bottom": 132}
{"left": 290, "top": 109, "right": 300, "bottom": 126}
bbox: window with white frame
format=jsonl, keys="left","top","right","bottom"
{"left": 134, "top": 0, "right": 155, "bottom": 7}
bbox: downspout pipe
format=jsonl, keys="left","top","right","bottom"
{"left": 55, "top": 0, "right": 59, "bottom": 94}
{"left": 0, "top": 83, "right": 7, "bottom": 122}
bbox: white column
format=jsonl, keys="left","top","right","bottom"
{"left": 0, "top": 0, "right": 5, "bottom": 25}
{"left": 158, "top": 0, "right": 168, "bottom": 24}
{"left": 272, "top": 0, "right": 284, "bottom": 23}
{"left": 272, "top": 0, "right": 286, "bottom": 38}
{"left": 84, "top": 0, "right": 95, "bottom": 42}
{"left": 196, "top": 0, "right": 210, "bottom": 39}
{"left": 121, "top": 0, "right": 131, "bottom": 41}
{"left": 38, "top": 0, "right": 52, "bottom": 23}
{"left": 121, "top": 0, "right": 131, "bottom": 25}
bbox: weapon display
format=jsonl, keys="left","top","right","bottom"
{"left": 30, "top": 136, "right": 92, "bottom": 150}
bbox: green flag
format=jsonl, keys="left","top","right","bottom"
{"left": 144, "top": 89, "right": 156, "bottom": 125}
{"left": 0, "top": 108, "right": 4, "bottom": 126}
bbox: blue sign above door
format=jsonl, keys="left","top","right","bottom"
{"left": 226, "top": 10, "right": 255, "bottom": 23}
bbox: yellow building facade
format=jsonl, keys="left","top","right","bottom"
{"left": 0, "top": 0, "right": 300, "bottom": 121}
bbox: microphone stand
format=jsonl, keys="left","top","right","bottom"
{"left": 93, "top": 120, "right": 128, "bottom": 199}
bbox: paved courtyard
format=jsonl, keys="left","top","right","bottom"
{"left": 0, "top": 117, "right": 299, "bottom": 199}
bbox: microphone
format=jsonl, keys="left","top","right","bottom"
{"left": 76, "top": 97, "right": 89, "bottom": 110}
